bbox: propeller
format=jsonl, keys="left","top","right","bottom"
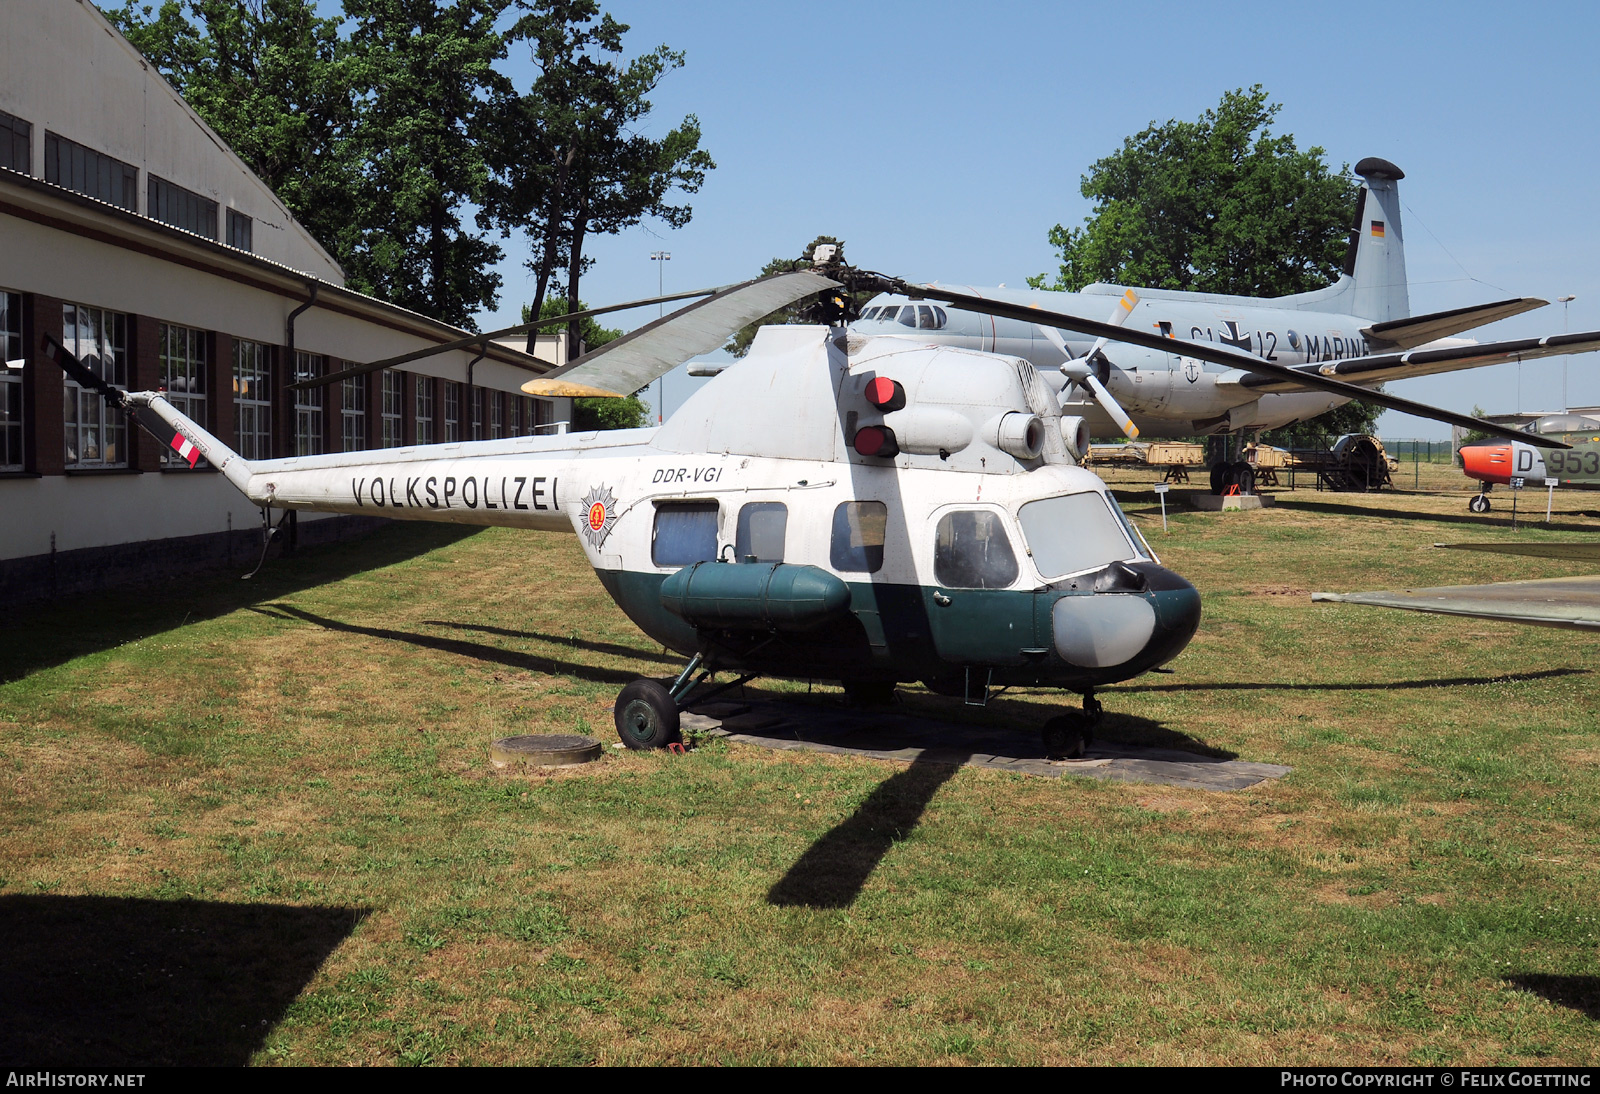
{"left": 1036, "top": 288, "right": 1142, "bottom": 440}
{"left": 849, "top": 273, "right": 1571, "bottom": 451}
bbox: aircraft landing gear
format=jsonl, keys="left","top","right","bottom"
{"left": 615, "top": 678, "right": 681, "bottom": 750}
{"left": 1469, "top": 493, "right": 1492, "bottom": 513}
{"left": 1043, "top": 691, "right": 1103, "bottom": 760}
{"left": 1209, "top": 460, "right": 1256, "bottom": 495}
{"left": 615, "top": 651, "right": 758, "bottom": 750}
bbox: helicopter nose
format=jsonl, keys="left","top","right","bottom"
{"left": 1051, "top": 563, "right": 1201, "bottom": 671}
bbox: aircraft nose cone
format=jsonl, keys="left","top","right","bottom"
{"left": 1051, "top": 563, "right": 1200, "bottom": 672}
{"left": 1461, "top": 442, "right": 1512, "bottom": 482}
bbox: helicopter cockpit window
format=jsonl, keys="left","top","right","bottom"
{"left": 933, "top": 510, "right": 1019, "bottom": 589}
{"left": 653, "top": 501, "right": 719, "bottom": 567}
{"left": 831, "top": 500, "right": 888, "bottom": 573}
{"left": 1018, "top": 492, "right": 1139, "bottom": 579}
{"left": 735, "top": 502, "right": 787, "bottom": 562}
{"left": 896, "top": 307, "right": 917, "bottom": 327}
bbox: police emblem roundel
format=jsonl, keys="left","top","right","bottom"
{"left": 581, "top": 484, "right": 618, "bottom": 548}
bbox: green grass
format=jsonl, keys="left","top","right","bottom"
{"left": 2, "top": 474, "right": 1598, "bottom": 1065}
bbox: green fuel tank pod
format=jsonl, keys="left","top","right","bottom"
{"left": 659, "top": 562, "right": 852, "bottom": 631}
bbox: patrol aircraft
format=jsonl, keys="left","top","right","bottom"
{"left": 854, "top": 158, "right": 1600, "bottom": 493}
{"left": 43, "top": 250, "right": 1567, "bottom": 759}
{"left": 1460, "top": 412, "right": 1600, "bottom": 512}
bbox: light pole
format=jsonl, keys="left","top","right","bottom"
{"left": 1559, "top": 295, "right": 1576, "bottom": 412}
{"left": 651, "top": 251, "right": 670, "bottom": 423}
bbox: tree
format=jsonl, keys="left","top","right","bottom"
{"left": 723, "top": 235, "right": 874, "bottom": 357}
{"left": 102, "top": 0, "right": 359, "bottom": 264}
{"left": 1029, "top": 86, "right": 1359, "bottom": 298}
{"left": 340, "top": 0, "right": 518, "bottom": 327}
{"left": 488, "top": 1, "right": 713, "bottom": 350}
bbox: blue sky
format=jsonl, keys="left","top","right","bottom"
{"left": 383, "top": 1, "right": 1600, "bottom": 434}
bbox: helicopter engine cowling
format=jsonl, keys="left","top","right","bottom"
{"left": 660, "top": 561, "right": 852, "bottom": 631}
{"left": 990, "top": 412, "right": 1045, "bottom": 460}
{"left": 1059, "top": 416, "right": 1090, "bottom": 462}
{"left": 879, "top": 406, "right": 975, "bottom": 455}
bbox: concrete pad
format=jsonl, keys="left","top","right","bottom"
{"left": 681, "top": 701, "right": 1289, "bottom": 792}
{"left": 1189, "top": 493, "right": 1274, "bottom": 511}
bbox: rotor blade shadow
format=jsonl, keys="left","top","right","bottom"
{"left": 1502, "top": 974, "right": 1600, "bottom": 1020}
{"left": 0, "top": 894, "right": 366, "bottom": 1067}
{"left": 1116, "top": 668, "right": 1586, "bottom": 694}
{"left": 252, "top": 605, "right": 644, "bottom": 685}
{"left": 767, "top": 757, "right": 965, "bottom": 910}
{"left": 1277, "top": 498, "right": 1600, "bottom": 532}
{"left": 419, "top": 620, "right": 678, "bottom": 666}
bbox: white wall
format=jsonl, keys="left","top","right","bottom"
{"left": 0, "top": 0, "right": 343, "bottom": 282}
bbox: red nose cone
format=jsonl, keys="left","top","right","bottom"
{"left": 1461, "top": 443, "right": 1512, "bottom": 483}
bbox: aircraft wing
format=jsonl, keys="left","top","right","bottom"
{"left": 1238, "top": 329, "right": 1600, "bottom": 394}
{"left": 1312, "top": 575, "right": 1600, "bottom": 631}
{"left": 1361, "top": 298, "right": 1546, "bottom": 350}
{"left": 522, "top": 271, "right": 842, "bottom": 398}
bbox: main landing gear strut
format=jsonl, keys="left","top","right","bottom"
{"left": 1041, "top": 691, "right": 1103, "bottom": 760}
{"left": 614, "top": 652, "right": 756, "bottom": 750}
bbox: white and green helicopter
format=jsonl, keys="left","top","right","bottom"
{"left": 44, "top": 254, "right": 1563, "bottom": 758}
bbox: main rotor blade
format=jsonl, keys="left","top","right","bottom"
{"left": 287, "top": 285, "right": 733, "bottom": 391}
{"left": 522, "top": 270, "right": 842, "bottom": 398}
{"left": 892, "top": 280, "right": 1571, "bottom": 450}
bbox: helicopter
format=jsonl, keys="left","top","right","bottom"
{"left": 43, "top": 253, "right": 1567, "bottom": 759}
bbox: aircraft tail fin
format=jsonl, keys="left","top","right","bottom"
{"left": 1344, "top": 158, "right": 1410, "bottom": 322}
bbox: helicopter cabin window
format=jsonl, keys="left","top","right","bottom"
{"left": 735, "top": 502, "right": 787, "bottom": 562}
{"left": 830, "top": 500, "right": 887, "bottom": 573}
{"left": 653, "top": 502, "right": 719, "bottom": 567}
{"left": 1018, "top": 492, "right": 1138, "bottom": 579}
{"left": 933, "top": 510, "right": 1019, "bottom": 589}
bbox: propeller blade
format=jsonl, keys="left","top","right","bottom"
{"left": 1036, "top": 289, "right": 1142, "bottom": 439}
{"left": 288, "top": 284, "right": 735, "bottom": 392}
{"left": 888, "top": 280, "right": 1571, "bottom": 450}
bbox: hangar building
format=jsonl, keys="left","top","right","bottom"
{"left": 1, "top": 0, "right": 572, "bottom": 602}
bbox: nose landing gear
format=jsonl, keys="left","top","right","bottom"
{"left": 1041, "top": 691, "right": 1104, "bottom": 760}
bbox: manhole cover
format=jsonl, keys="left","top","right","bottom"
{"left": 490, "top": 734, "right": 603, "bottom": 768}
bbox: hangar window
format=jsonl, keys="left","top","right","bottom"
{"left": 342, "top": 374, "right": 366, "bottom": 451}
{"left": 226, "top": 208, "right": 252, "bottom": 252}
{"left": 934, "top": 510, "right": 1019, "bottom": 589}
{"left": 736, "top": 502, "right": 787, "bottom": 562}
{"left": 293, "top": 352, "right": 325, "bottom": 456}
{"left": 381, "top": 369, "right": 402, "bottom": 448}
{"left": 44, "top": 132, "right": 137, "bottom": 211}
{"left": 148, "top": 175, "right": 218, "bottom": 239}
{"left": 233, "top": 340, "right": 271, "bottom": 460}
{"left": 415, "top": 376, "right": 434, "bottom": 446}
{"left": 1, "top": 289, "right": 22, "bottom": 472}
{"left": 831, "top": 500, "right": 887, "bottom": 573}
{"left": 653, "top": 502, "right": 719, "bottom": 567}
{"left": 62, "top": 302, "right": 128, "bottom": 468}
{"left": 158, "top": 323, "right": 207, "bottom": 467}
{"left": 1018, "top": 492, "right": 1139, "bottom": 579}
{"left": 443, "top": 381, "right": 461, "bottom": 442}
{"left": 0, "top": 111, "right": 30, "bottom": 175}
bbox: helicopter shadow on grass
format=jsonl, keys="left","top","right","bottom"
{"left": 0, "top": 522, "right": 477, "bottom": 686}
{"left": 250, "top": 604, "right": 648, "bottom": 686}
{"left": 0, "top": 894, "right": 366, "bottom": 1066}
{"left": 419, "top": 620, "right": 679, "bottom": 667}
{"left": 758, "top": 696, "right": 1231, "bottom": 910}
{"left": 1115, "top": 667, "right": 1587, "bottom": 695}
{"left": 1270, "top": 496, "right": 1600, "bottom": 533}
{"left": 1503, "top": 974, "right": 1600, "bottom": 1020}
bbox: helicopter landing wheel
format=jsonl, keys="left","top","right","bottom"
{"left": 1469, "top": 494, "right": 1491, "bottom": 513}
{"left": 1082, "top": 692, "right": 1104, "bottom": 727}
{"left": 615, "top": 678, "right": 681, "bottom": 750}
{"left": 843, "top": 679, "right": 897, "bottom": 706}
{"left": 1042, "top": 712, "right": 1091, "bottom": 760}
